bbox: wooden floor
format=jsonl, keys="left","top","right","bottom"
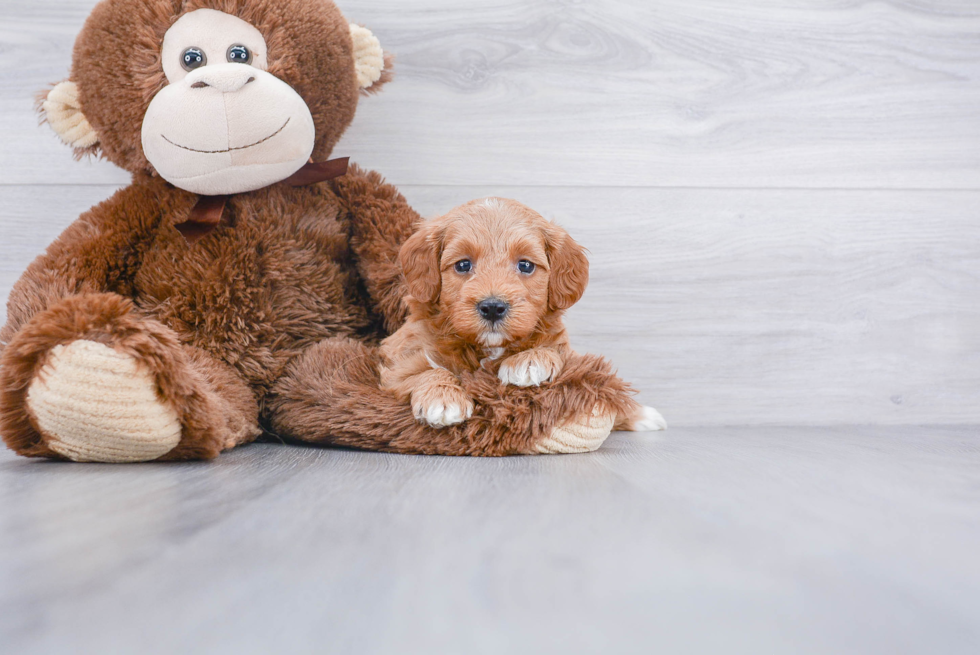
{"left": 1, "top": 426, "right": 978, "bottom": 654}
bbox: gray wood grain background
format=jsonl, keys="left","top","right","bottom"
{"left": 1, "top": 0, "right": 978, "bottom": 425}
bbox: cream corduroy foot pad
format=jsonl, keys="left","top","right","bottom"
{"left": 535, "top": 407, "right": 615, "bottom": 454}
{"left": 26, "top": 340, "right": 182, "bottom": 463}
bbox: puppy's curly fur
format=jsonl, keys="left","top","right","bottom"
{"left": 379, "top": 198, "right": 662, "bottom": 432}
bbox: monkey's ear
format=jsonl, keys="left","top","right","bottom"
{"left": 38, "top": 80, "right": 99, "bottom": 153}
{"left": 349, "top": 24, "right": 393, "bottom": 94}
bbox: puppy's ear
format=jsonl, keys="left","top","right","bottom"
{"left": 399, "top": 221, "right": 442, "bottom": 305}
{"left": 545, "top": 224, "right": 590, "bottom": 311}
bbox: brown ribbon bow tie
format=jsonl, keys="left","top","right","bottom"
{"left": 174, "top": 157, "right": 350, "bottom": 244}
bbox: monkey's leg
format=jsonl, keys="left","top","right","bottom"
{"left": 266, "top": 338, "right": 640, "bottom": 456}
{"left": 0, "top": 293, "right": 260, "bottom": 462}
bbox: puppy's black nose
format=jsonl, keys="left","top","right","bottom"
{"left": 477, "top": 298, "right": 509, "bottom": 324}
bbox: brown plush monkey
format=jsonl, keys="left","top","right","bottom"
{"left": 0, "top": 0, "right": 639, "bottom": 462}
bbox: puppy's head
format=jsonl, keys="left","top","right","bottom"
{"left": 399, "top": 198, "right": 589, "bottom": 347}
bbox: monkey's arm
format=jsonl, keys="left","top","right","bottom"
{"left": 1, "top": 182, "right": 174, "bottom": 349}
{"left": 330, "top": 164, "right": 420, "bottom": 334}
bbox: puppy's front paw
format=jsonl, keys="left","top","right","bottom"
{"left": 411, "top": 387, "right": 474, "bottom": 428}
{"left": 498, "top": 349, "right": 563, "bottom": 387}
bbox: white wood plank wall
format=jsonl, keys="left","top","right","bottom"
{"left": 1, "top": 0, "right": 978, "bottom": 426}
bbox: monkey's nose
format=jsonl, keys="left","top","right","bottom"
{"left": 185, "top": 64, "right": 257, "bottom": 93}
{"left": 477, "top": 298, "right": 510, "bottom": 324}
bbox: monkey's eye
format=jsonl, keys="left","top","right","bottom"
{"left": 454, "top": 260, "right": 472, "bottom": 274}
{"left": 518, "top": 260, "right": 536, "bottom": 274}
{"left": 227, "top": 45, "right": 252, "bottom": 65}
{"left": 180, "top": 47, "right": 207, "bottom": 71}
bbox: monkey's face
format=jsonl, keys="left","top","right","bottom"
{"left": 141, "top": 9, "right": 316, "bottom": 195}
{"left": 40, "top": 0, "right": 390, "bottom": 195}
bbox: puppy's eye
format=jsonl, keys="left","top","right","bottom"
{"left": 518, "top": 260, "right": 536, "bottom": 274}
{"left": 454, "top": 260, "right": 472, "bottom": 274}
{"left": 181, "top": 47, "right": 207, "bottom": 71}
{"left": 227, "top": 44, "right": 252, "bottom": 65}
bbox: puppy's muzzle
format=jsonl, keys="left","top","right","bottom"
{"left": 476, "top": 298, "right": 509, "bottom": 324}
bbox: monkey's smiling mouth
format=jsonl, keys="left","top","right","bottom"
{"left": 162, "top": 118, "right": 291, "bottom": 154}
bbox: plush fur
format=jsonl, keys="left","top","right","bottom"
{"left": 0, "top": 0, "right": 641, "bottom": 461}
{"left": 267, "top": 338, "right": 639, "bottom": 456}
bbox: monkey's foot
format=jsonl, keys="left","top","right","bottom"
{"left": 534, "top": 407, "right": 615, "bottom": 454}
{"left": 27, "top": 340, "right": 182, "bottom": 463}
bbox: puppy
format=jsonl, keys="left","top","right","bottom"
{"left": 380, "top": 198, "right": 666, "bottom": 432}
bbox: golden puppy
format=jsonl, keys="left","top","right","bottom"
{"left": 380, "top": 198, "right": 666, "bottom": 432}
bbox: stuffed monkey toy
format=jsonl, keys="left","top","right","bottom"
{"left": 0, "top": 0, "right": 638, "bottom": 462}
